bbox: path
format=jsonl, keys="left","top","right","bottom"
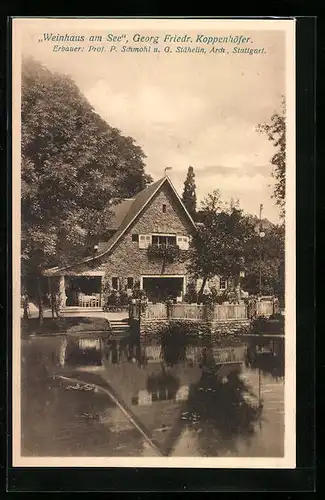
{"left": 21, "top": 303, "right": 128, "bottom": 322}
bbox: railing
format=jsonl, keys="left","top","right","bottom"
{"left": 144, "top": 303, "right": 167, "bottom": 320}
{"left": 256, "top": 300, "right": 275, "bottom": 317}
{"left": 213, "top": 304, "right": 247, "bottom": 320}
{"left": 129, "top": 300, "right": 277, "bottom": 321}
{"left": 130, "top": 302, "right": 248, "bottom": 321}
{"left": 169, "top": 303, "right": 205, "bottom": 320}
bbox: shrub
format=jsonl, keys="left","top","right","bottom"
{"left": 104, "top": 290, "right": 130, "bottom": 309}
{"left": 184, "top": 281, "right": 198, "bottom": 303}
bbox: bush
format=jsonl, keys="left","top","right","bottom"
{"left": 104, "top": 290, "right": 130, "bottom": 309}
{"left": 184, "top": 281, "right": 198, "bottom": 303}
{"left": 159, "top": 320, "right": 211, "bottom": 342}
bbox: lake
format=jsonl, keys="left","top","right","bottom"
{"left": 21, "top": 333, "right": 284, "bottom": 457}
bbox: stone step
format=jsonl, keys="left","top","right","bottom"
{"left": 112, "top": 328, "right": 130, "bottom": 333}
{"left": 61, "top": 307, "right": 103, "bottom": 313}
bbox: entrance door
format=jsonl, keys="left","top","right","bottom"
{"left": 142, "top": 277, "right": 184, "bottom": 303}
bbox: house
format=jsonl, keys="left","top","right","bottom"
{"left": 44, "top": 175, "right": 251, "bottom": 308}
{"left": 45, "top": 175, "right": 207, "bottom": 308}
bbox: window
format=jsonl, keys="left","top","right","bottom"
{"left": 132, "top": 234, "right": 139, "bottom": 242}
{"left": 112, "top": 277, "right": 118, "bottom": 290}
{"left": 151, "top": 235, "right": 176, "bottom": 247}
{"left": 127, "top": 277, "right": 134, "bottom": 289}
{"left": 219, "top": 278, "right": 227, "bottom": 290}
{"left": 162, "top": 204, "right": 167, "bottom": 213}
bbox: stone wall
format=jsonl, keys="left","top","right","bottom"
{"left": 211, "top": 319, "right": 251, "bottom": 336}
{"left": 136, "top": 318, "right": 252, "bottom": 345}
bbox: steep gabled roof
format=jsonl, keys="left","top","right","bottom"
{"left": 45, "top": 176, "right": 197, "bottom": 274}
{"left": 97, "top": 177, "right": 168, "bottom": 255}
{"left": 107, "top": 198, "right": 135, "bottom": 230}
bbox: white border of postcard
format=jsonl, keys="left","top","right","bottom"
{"left": 11, "top": 17, "right": 296, "bottom": 468}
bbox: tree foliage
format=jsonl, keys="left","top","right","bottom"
{"left": 242, "top": 222, "right": 285, "bottom": 300}
{"left": 257, "top": 97, "right": 286, "bottom": 218}
{"left": 188, "top": 190, "right": 285, "bottom": 300}
{"left": 188, "top": 191, "right": 255, "bottom": 295}
{"left": 21, "top": 58, "right": 152, "bottom": 277}
{"left": 182, "top": 166, "right": 197, "bottom": 218}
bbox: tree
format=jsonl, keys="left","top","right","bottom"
{"left": 242, "top": 223, "right": 285, "bottom": 301}
{"left": 21, "top": 58, "right": 152, "bottom": 321}
{"left": 188, "top": 191, "right": 256, "bottom": 299}
{"left": 257, "top": 97, "right": 286, "bottom": 218}
{"left": 188, "top": 192, "right": 285, "bottom": 302}
{"left": 182, "top": 166, "right": 197, "bottom": 218}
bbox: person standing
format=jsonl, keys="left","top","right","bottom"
{"left": 22, "top": 290, "right": 30, "bottom": 319}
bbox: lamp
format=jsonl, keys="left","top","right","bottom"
{"left": 258, "top": 204, "right": 265, "bottom": 295}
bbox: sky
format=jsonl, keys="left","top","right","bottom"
{"left": 20, "top": 21, "right": 285, "bottom": 223}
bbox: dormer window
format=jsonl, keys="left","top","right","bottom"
{"left": 162, "top": 204, "right": 166, "bottom": 213}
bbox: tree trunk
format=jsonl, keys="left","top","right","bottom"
{"left": 36, "top": 276, "right": 44, "bottom": 325}
{"left": 51, "top": 296, "right": 55, "bottom": 318}
{"left": 234, "top": 276, "right": 241, "bottom": 303}
{"left": 161, "top": 254, "right": 166, "bottom": 275}
{"left": 23, "top": 305, "right": 29, "bottom": 320}
{"left": 50, "top": 279, "right": 55, "bottom": 318}
{"left": 198, "top": 276, "right": 208, "bottom": 303}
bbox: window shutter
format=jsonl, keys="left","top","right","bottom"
{"left": 145, "top": 235, "right": 151, "bottom": 248}
{"left": 176, "top": 236, "right": 183, "bottom": 249}
{"left": 139, "top": 235, "right": 146, "bottom": 249}
{"left": 139, "top": 234, "right": 151, "bottom": 249}
{"left": 177, "top": 236, "right": 189, "bottom": 250}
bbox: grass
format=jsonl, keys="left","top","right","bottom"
{"left": 21, "top": 316, "right": 111, "bottom": 335}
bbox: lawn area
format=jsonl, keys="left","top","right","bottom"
{"left": 21, "top": 316, "right": 111, "bottom": 336}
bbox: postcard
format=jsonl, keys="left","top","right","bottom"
{"left": 11, "top": 17, "right": 296, "bottom": 468}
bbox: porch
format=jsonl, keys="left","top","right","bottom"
{"left": 49, "top": 272, "right": 105, "bottom": 309}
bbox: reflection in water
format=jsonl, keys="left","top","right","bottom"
{"left": 21, "top": 332, "right": 285, "bottom": 457}
{"left": 245, "top": 337, "right": 284, "bottom": 380}
{"left": 184, "top": 369, "right": 262, "bottom": 456}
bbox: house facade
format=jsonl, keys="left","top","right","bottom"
{"left": 45, "top": 176, "right": 230, "bottom": 308}
{"left": 98, "top": 176, "right": 194, "bottom": 301}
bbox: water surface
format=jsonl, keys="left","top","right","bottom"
{"left": 21, "top": 333, "right": 284, "bottom": 457}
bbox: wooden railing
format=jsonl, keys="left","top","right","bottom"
{"left": 213, "top": 304, "right": 247, "bottom": 320}
{"left": 169, "top": 303, "right": 205, "bottom": 320}
{"left": 130, "top": 302, "right": 248, "bottom": 321}
{"left": 256, "top": 300, "right": 275, "bottom": 317}
{"left": 129, "top": 300, "right": 276, "bottom": 321}
{"left": 144, "top": 303, "right": 168, "bottom": 319}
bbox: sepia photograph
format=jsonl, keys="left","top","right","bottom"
{"left": 12, "top": 18, "right": 296, "bottom": 468}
